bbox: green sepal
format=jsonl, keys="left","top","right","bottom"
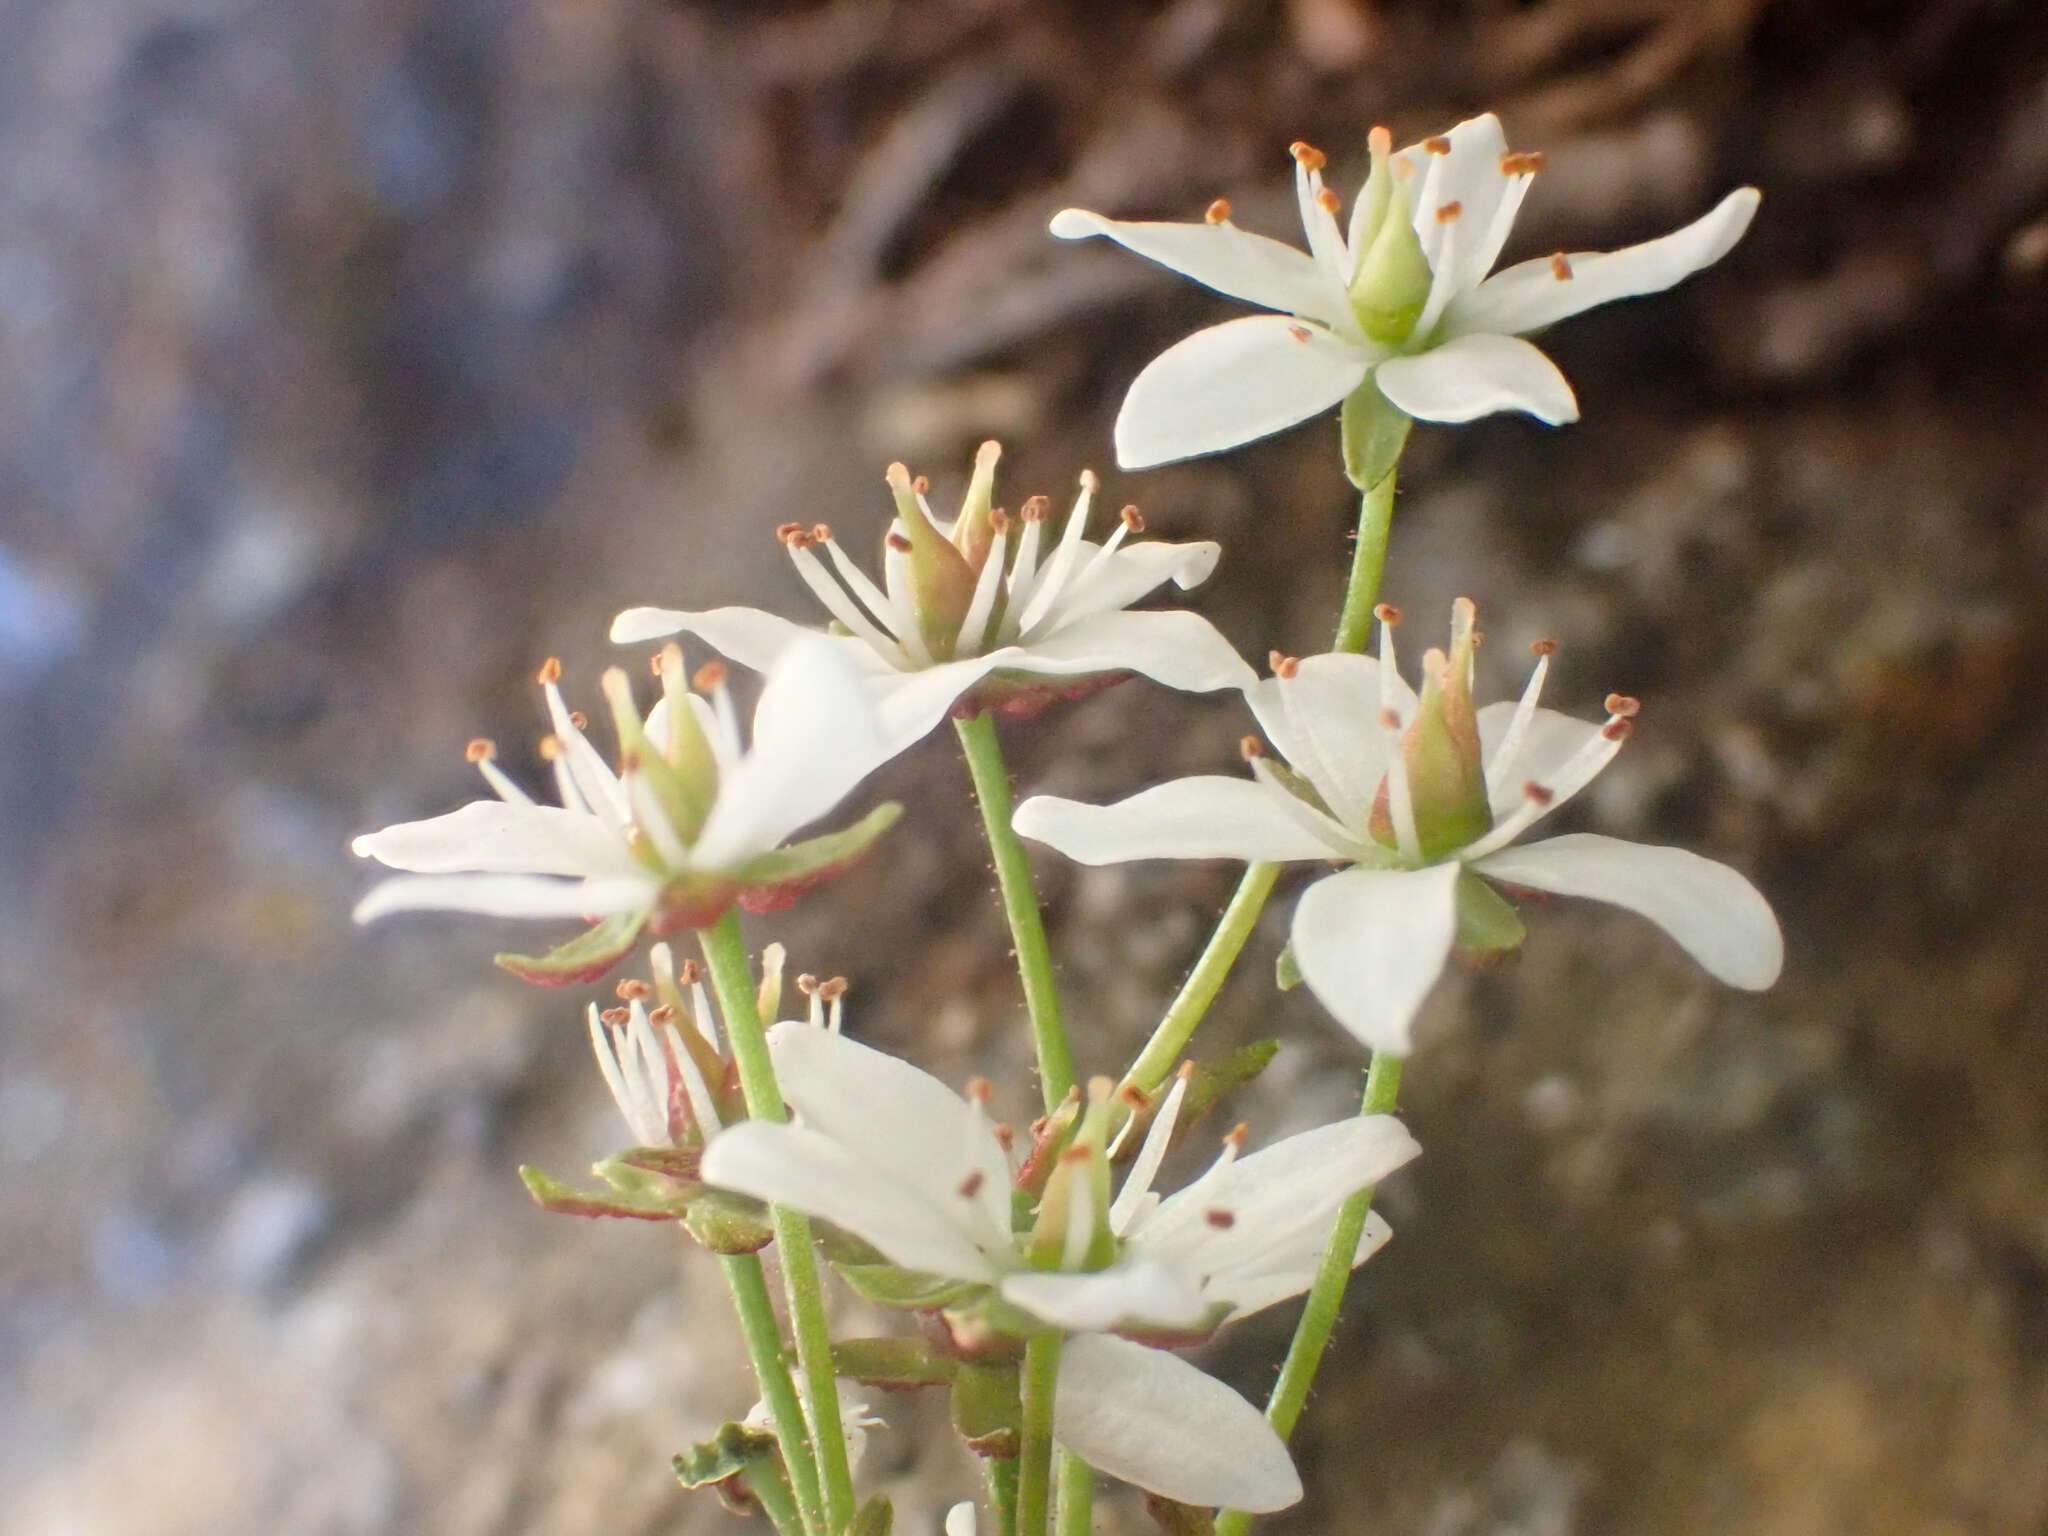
{"left": 1143, "top": 1494, "right": 1218, "bottom": 1536}
{"left": 1275, "top": 941, "right": 1302, "bottom": 991}
{"left": 1454, "top": 869, "right": 1527, "bottom": 955}
{"left": 495, "top": 907, "right": 648, "bottom": 987}
{"left": 520, "top": 1163, "right": 691, "bottom": 1223}
{"left": 679, "top": 1189, "right": 774, "bottom": 1254}
{"left": 1340, "top": 380, "right": 1413, "bottom": 493}
{"left": 597, "top": 1147, "right": 700, "bottom": 1192}
{"left": 845, "top": 1494, "right": 895, "bottom": 1536}
{"left": 731, "top": 803, "right": 902, "bottom": 911}
{"left": 1180, "top": 1039, "right": 1283, "bottom": 1125}
{"left": 950, "top": 1360, "right": 1022, "bottom": 1459}
{"left": 834, "top": 1262, "right": 982, "bottom": 1311}
{"left": 832, "top": 1336, "right": 957, "bottom": 1390}
{"left": 672, "top": 1418, "right": 778, "bottom": 1490}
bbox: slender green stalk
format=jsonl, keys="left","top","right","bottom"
{"left": 1119, "top": 861, "right": 1280, "bottom": 1097}
{"left": 1331, "top": 469, "right": 1397, "bottom": 655}
{"left": 1016, "top": 1334, "right": 1062, "bottom": 1536}
{"left": 738, "top": 1455, "right": 806, "bottom": 1536}
{"left": 954, "top": 711, "right": 1075, "bottom": 1112}
{"left": 1054, "top": 1450, "right": 1093, "bottom": 1536}
{"left": 1212, "top": 1054, "right": 1403, "bottom": 1536}
{"left": 701, "top": 912, "right": 858, "bottom": 1536}
{"left": 720, "top": 1253, "right": 826, "bottom": 1536}
{"left": 984, "top": 1458, "right": 1020, "bottom": 1536}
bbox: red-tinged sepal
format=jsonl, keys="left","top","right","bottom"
{"left": 950, "top": 1359, "right": 1023, "bottom": 1459}
{"left": 672, "top": 1418, "right": 781, "bottom": 1517}
{"left": 833, "top": 1261, "right": 983, "bottom": 1312}
{"left": 730, "top": 803, "right": 902, "bottom": 913}
{"left": 495, "top": 906, "right": 649, "bottom": 987}
{"left": 951, "top": 669, "right": 1136, "bottom": 722}
{"left": 519, "top": 1162, "right": 691, "bottom": 1222}
{"left": 831, "top": 1336, "right": 958, "bottom": 1392}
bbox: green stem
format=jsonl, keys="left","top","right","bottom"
{"left": 1054, "top": 1451, "right": 1094, "bottom": 1536}
{"left": 1119, "top": 862, "right": 1280, "bottom": 1097}
{"left": 985, "top": 1458, "right": 1020, "bottom": 1536}
{"left": 1212, "top": 1054, "right": 1404, "bottom": 1536}
{"left": 1016, "top": 1334, "right": 1062, "bottom": 1536}
{"left": 702, "top": 912, "right": 858, "bottom": 1536}
{"left": 1331, "top": 468, "right": 1397, "bottom": 656}
{"left": 720, "top": 1253, "right": 826, "bottom": 1536}
{"left": 954, "top": 711, "right": 1075, "bottom": 1112}
{"left": 738, "top": 1455, "right": 806, "bottom": 1536}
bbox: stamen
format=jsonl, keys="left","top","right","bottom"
{"left": 677, "top": 958, "right": 701, "bottom": 984}
{"left": 537, "top": 657, "right": 562, "bottom": 685}
{"left": 965, "top": 1077, "right": 993, "bottom": 1105}
{"left": 1377, "top": 615, "right": 1405, "bottom": 727}
{"left": 466, "top": 738, "right": 494, "bottom": 762}
{"left": 1240, "top": 735, "right": 1265, "bottom": 760}
{"left": 1011, "top": 470, "right": 1097, "bottom": 637}
{"left": 1019, "top": 495, "right": 1050, "bottom": 522}
{"left": 1374, "top": 602, "right": 1401, "bottom": 626}
{"left": 1375, "top": 699, "right": 1424, "bottom": 864}
{"left": 1604, "top": 694, "right": 1640, "bottom": 718}
{"left": 989, "top": 506, "right": 1012, "bottom": 535}
{"left": 1423, "top": 135, "right": 1451, "bottom": 155}
{"left": 775, "top": 521, "right": 807, "bottom": 545}
{"left": 1531, "top": 638, "right": 1557, "bottom": 657}
{"left": 955, "top": 522, "right": 1008, "bottom": 655}
{"left": 1224, "top": 1122, "right": 1248, "bottom": 1150}
{"left": 790, "top": 540, "right": 905, "bottom": 659}
{"left": 1289, "top": 140, "right": 1327, "bottom": 171}
{"left": 795, "top": 973, "right": 818, "bottom": 994}
{"left": 1602, "top": 718, "right": 1634, "bottom": 742}
{"left": 1316, "top": 186, "right": 1341, "bottom": 214}
{"left": 1434, "top": 200, "right": 1463, "bottom": 222}
{"left": 1204, "top": 1209, "right": 1236, "bottom": 1229}
{"left": 1269, "top": 650, "right": 1299, "bottom": 679}
{"left": 616, "top": 978, "right": 652, "bottom": 1001}
{"left": 810, "top": 523, "right": 831, "bottom": 542}
{"left": 880, "top": 535, "right": 936, "bottom": 666}
{"left": 992, "top": 1124, "right": 1015, "bottom": 1153}
{"left": 1484, "top": 645, "right": 1552, "bottom": 801}
{"left": 666, "top": 1021, "right": 722, "bottom": 1136}
{"left": 647, "top": 1003, "right": 676, "bottom": 1025}
{"left": 1119, "top": 504, "right": 1144, "bottom": 532}
{"left": 600, "top": 1006, "right": 629, "bottom": 1026}
{"left": 1205, "top": 198, "right": 1231, "bottom": 224}
{"left": 818, "top": 977, "right": 848, "bottom": 1002}
{"left": 1110, "top": 1070, "right": 1187, "bottom": 1234}
{"left": 818, "top": 535, "right": 907, "bottom": 648}
{"left": 1550, "top": 253, "right": 1574, "bottom": 281}
{"left": 568, "top": 710, "right": 588, "bottom": 730}
{"left": 691, "top": 660, "right": 726, "bottom": 694}
{"left": 537, "top": 735, "right": 559, "bottom": 760}
{"left": 689, "top": 972, "right": 719, "bottom": 1050}
{"left": 1499, "top": 150, "right": 1546, "bottom": 175}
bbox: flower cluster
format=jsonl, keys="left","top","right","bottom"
{"left": 347, "top": 109, "right": 1779, "bottom": 1536}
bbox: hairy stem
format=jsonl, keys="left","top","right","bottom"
{"left": 1119, "top": 861, "right": 1281, "bottom": 1097}
{"left": 1016, "top": 1334, "right": 1062, "bottom": 1536}
{"left": 702, "top": 911, "right": 858, "bottom": 1536}
{"left": 1331, "top": 468, "right": 1397, "bottom": 655}
{"left": 985, "top": 1457, "right": 1020, "bottom": 1536}
{"left": 720, "top": 1253, "right": 826, "bottom": 1536}
{"left": 954, "top": 711, "right": 1075, "bottom": 1112}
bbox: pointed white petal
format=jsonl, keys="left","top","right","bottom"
{"left": 1011, "top": 609, "right": 1256, "bottom": 696}
{"left": 1114, "top": 316, "right": 1372, "bottom": 470}
{"left": 1375, "top": 333, "right": 1579, "bottom": 425}
{"left": 1054, "top": 1335, "right": 1302, "bottom": 1512}
{"left": 351, "top": 873, "right": 654, "bottom": 923}
{"left": 700, "top": 1121, "right": 1004, "bottom": 1282}
{"left": 999, "top": 1258, "right": 1209, "bottom": 1332}
{"left": 865, "top": 655, "right": 1008, "bottom": 754}
{"left": 1471, "top": 833, "right": 1783, "bottom": 989}
{"left": 608, "top": 605, "right": 820, "bottom": 672}
{"left": 1477, "top": 700, "right": 1604, "bottom": 820}
{"left": 1023, "top": 539, "right": 1221, "bottom": 631}
{"left": 1402, "top": 114, "right": 1511, "bottom": 276}
{"left": 1015, "top": 778, "right": 1349, "bottom": 866}
{"left": 350, "top": 800, "right": 637, "bottom": 877}
{"left": 688, "top": 637, "right": 888, "bottom": 868}
{"left": 1208, "top": 1212, "right": 1394, "bottom": 1321}
{"left": 1292, "top": 863, "right": 1462, "bottom": 1054}
{"left": 1245, "top": 654, "right": 1393, "bottom": 828}
{"left": 1048, "top": 208, "right": 1351, "bottom": 331}
{"left": 766, "top": 1022, "right": 1014, "bottom": 1248}
{"left": 1444, "top": 187, "right": 1761, "bottom": 339}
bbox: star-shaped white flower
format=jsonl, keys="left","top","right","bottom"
{"left": 350, "top": 635, "right": 899, "bottom": 984}
{"left": 610, "top": 442, "right": 1252, "bottom": 759}
{"left": 1051, "top": 114, "right": 1760, "bottom": 468}
{"left": 1014, "top": 601, "right": 1783, "bottom": 1054}
{"left": 698, "top": 1024, "right": 1418, "bottom": 1512}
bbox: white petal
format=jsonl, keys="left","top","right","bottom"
{"left": 1471, "top": 833, "right": 1783, "bottom": 989}
{"left": 1245, "top": 654, "right": 1393, "bottom": 828}
{"left": 1212, "top": 1212, "right": 1393, "bottom": 1321}
{"left": 1024, "top": 540, "right": 1221, "bottom": 631}
{"left": 1402, "top": 114, "right": 1510, "bottom": 276}
{"left": 1477, "top": 700, "right": 1603, "bottom": 820}
{"left": 1374, "top": 333, "right": 1579, "bottom": 425}
{"left": 1012, "top": 609, "right": 1256, "bottom": 696}
{"left": 350, "top": 800, "right": 636, "bottom": 877}
{"left": 351, "top": 873, "right": 654, "bottom": 923}
{"left": 1054, "top": 1335, "right": 1302, "bottom": 1512}
{"left": 688, "top": 636, "right": 888, "bottom": 868}
{"left": 608, "top": 605, "right": 819, "bottom": 672}
{"left": 1444, "top": 187, "right": 1761, "bottom": 339}
{"left": 1291, "top": 863, "right": 1462, "bottom": 1055}
{"left": 945, "top": 1504, "right": 976, "bottom": 1536}
{"left": 1048, "top": 208, "right": 1352, "bottom": 331}
{"left": 1114, "top": 316, "right": 1372, "bottom": 470}
{"left": 766, "top": 1022, "right": 1014, "bottom": 1247}
{"left": 1014, "top": 777, "right": 1349, "bottom": 866}
{"left": 999, "top": 1259, "right": 1209, "bottom": 1332}
{"left": 700, "top": 1121, "right": 1004, "bottom": 1282}
{"left": 865, "top": 655, "right": 1008, "bottom": 754}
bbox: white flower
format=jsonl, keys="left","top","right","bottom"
{"left": 350, "top": 635, "right": 899, "bottom": 983}
{"left": 744, "top": 1374, "right": 885, "bottom": 1475}
{"left": 699, "top": 1025, "right": 1417, "bottom": 1511}
{"left": 1050, "top": 114, "right": 1760, "bottom": 468}
{"left": 586, "top": 943, "right": 728, "bottom": 1146}
{"left": 611, "top": 442, "right": 1252, "bottom": 759}
{"left": 1014, "top": 601, "right": 1784, "bottom": 1054}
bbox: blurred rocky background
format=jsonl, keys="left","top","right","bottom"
{"left": 2, "top": 0, "right": 2046, "bottom": 1531}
